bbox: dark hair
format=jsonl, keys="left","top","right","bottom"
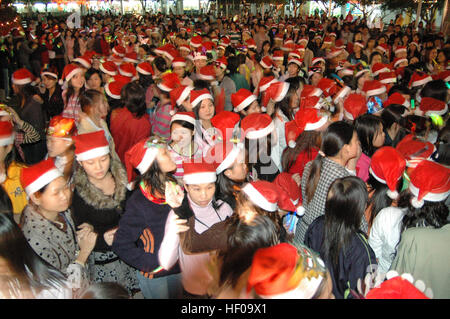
{"left": 366, "top": 174, "right": 404, "bottom": 228}
{"left": 217, "top": 214, "right": 279, "bottom": 288}
{"left": 322, "top": 176, "right": 368, "bottom": 267}
{"left": 79, "top": 89, "right": 105, "bottom": 113}
{"left": 76, "top": 282, "right": 130, "bottom": 299}
{"left": 153, "top": 56, "right": 167, "bottom": 73}
{"left": 138, "top": 73, "right": 154, "bottom": 91}
{"left": 354, "top": 114, "right": 384, "bottom": 157}
{"left": 305, "top": 121, "right": 355, "bottom": 202}
{"left": 369, "top": 51, "right": 382, "bottom": 65}
{"left": 272, "top": 84, "right": 297, "bottom": 122}
{"left": 121, "top": 82, "right": 146, "bottom": 118}
{"left": 84, "top": 68, "right": 103, "bottom": 85}
{"left": 0, "top": 214, "right": 67, "bottom": 298}
{"left": 170, "top": 119, "right": 195, "bottom": 133}
{"left": 397, "top": 192, "right": 449, "bottom": 235}
{"left": 0, "top": 186, "right": 13, "bottom": 219}
{"left": 281, "top": 130, "right": 321, "bottom": 173}
{"left": 420, "top": 79, "right": 447, "bottom": 102}
{"left": 227, "top": 55, "right": 240, "bottom": 75}
{"left": 15, "top": 83, "right": 38, "bottom": 107}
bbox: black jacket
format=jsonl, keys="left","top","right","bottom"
{"left": 304, "top": 216, "right": 377, "bottom": 299}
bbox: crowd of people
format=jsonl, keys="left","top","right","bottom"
{"left": 0, "top": 9, "right": 449, "bottom": 300}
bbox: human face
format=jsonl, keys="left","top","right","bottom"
{"left": 372, "top": 123, "right": 385, "bottom": 148}
{"left": 198, "top": 99, "right": 215, "bottom": 121}
{"left": 46, "top": 136, "right": 73, "bottom": 158}
{"left": 224, "top": 150, "right": 248, "bottom": 182}
{"left": 241, "top": 100, "right": 261, "bottom": 116}
{"left": 371, "top": 54, "right": 382, "bottom": 67}
{"left": 94, "top": 96, "right": 109, "bottom": 120}
{"left": 87, "top": 73, "right": 102, "bottom": 91}
{"left": 181, "top": 98, "right": 194, "bottom": 112}
{"left": 358, "top": 72, "right": 371, "bottom": 90}
{"left": 70, "top": 71, "right": 85, "bottom": 90}
{"left": 80, "top": 154, "right": 111, "bottom": 181}
{"left": 343, "top": 131, "right": 361, "bottom": 160}
{"left": 185, "top": 182, "right": 216, "bottom": 207}
{"left": 195, "top": 58, "right": 207, "bottom": 71}
{"left": 156, "top": 147, "right": 177, "bottom": 173}
{"left": 171, "top": 122, "right": 194, "bottom": 148}
{"left": 173, "top": 66, "right": 185, "bottom": 79}
{"left": 42, "top": 75, "right": 57, "bottom": 90}
{"left": 429, "top": 49, "right": 438, "bottom": 62}
{"left": 311, "top": 72, "right": 323, "bottom": 86}
{"left": 437, "top": 51, "right": 446, "bottom": 64}
{"left": 31, "top": 176, "right": 72, "bottom": 213}
{"left": 287, "top": 64, "right": 299, "bottom": 77}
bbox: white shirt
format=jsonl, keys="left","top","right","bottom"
{"left": 368, "top": 206, "right": 406, "bottom": 274}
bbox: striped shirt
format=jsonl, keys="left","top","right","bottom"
{"left": 62, "top": 90, "right": 81, "bottom": 123}
{"left": 168, "top": 143, "right": 201, "bottom": 180}
{"left": 228, "top": 31, "right": 241, "bottom": 45}
{"left": 151, "top": 102, "right": 173, "bottom": 139}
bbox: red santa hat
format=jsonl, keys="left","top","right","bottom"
{"left": 326, "top": 47, "right": 343, "bottom": 60}
{"left": 12, "top": 68, "right": 35, "bottom": 85}
{"left": 73, "top": 130, "right": 110, "bottom": 162}
{"left": 408, "top": 72, "right": 432, "bottom": 89}
{"left": 171, "top": 56, "right": 186, "bottom": 69}
{"left": 193, "top": 50, "right": 207, "bottom": 61}
{"left": 164, "top": 48, "right": 179, "bottom": 62}
{"left": 287, "top": 57, "right": 303, "bottom": 68}
{"left": 0, "top": 121, "right": 15, "bottom": 147}
{"left": 394, "top": 46, "right": 407, "bottom": 55}
{"left": 258, "top": 76, "right": 277, "bottom": 95}
{"left": 362, "top": 80, "right": 386, "bottom": 97}
{"left": 378, "top": 71, "right": 397, "bottom": 85}
{"left": 136, "top": 62, "right": 154, "bottom": 76}
{"left": 371, "top": 63, "right": 391, "bottom": 77}
{"left": 182, "top": 160, "right": 217, "bottom": 185}
{"left": 383, "top": 92, "right": 410, "bottom": 109}
{"left": 211, "top": 111, "right": 240, "bottom": 143}
{"left": 369, "top": 147, "right": 407, "bottom": 200}
{"left": 157, "top": 72, "right": 182, "bottom": 92}
{"left": 40, "top": 66, "right": 59, "bottom": 80}
{"left": 365, "top": 275, "right": 430, "bottom": 299}
{"left": 241, "top": 181, "right": 281, "bottom": 212}
{"left": 272, "top": 50, "right": 284, "bottom": 61}
{"left": 59, "top": 64, "right": 83, "bottom": 86}
{"left": 393, "top": 57, "right": 408, "bottom": 68}
{"left": 395, "top": 134, "right": 436, "bottom": 168}
{"left": 317, "top": 78, "right": 338, "bottom": 97}
{"left": 105, "top": 80, "right": 127, "bottom": 100}
{"left": 246, "top": 39, "right": 257, "bottom": 50}
{"left": 417, "top": 97, "right": 448, "bottom": 117}
{"left": 322, "top": 36, "right": 332, "bottom": 45}
{"left": 73, "top": 55, "right": 92, "bottom": 69}
{"left": 333, "top": 86, "right": 352, "bottom": 104}
{"left": 311, "top": 57, "right": 325, "bottom": 66}
{"left": 343, "top": 93, "right": 368, "bottom": 121}
{"left": 274, "top": 34, "right": 284, "bottom": 42}
{"left": 190, "top": 35, "right": 203, "bottom": 48}
{"left": 112, "top": 45, "right": 126, "bottom": 57}
{"left": 301, "top": 85, "right": 323, "bottom": 99}
{"left": 198, "top": 65, "right": 216, "bottom": 81}
{"left": 262, "top": 81, "right": 290, "bottom": 107}
{"left": 170, "top": 85, "right": 192, "bottom": 107}
{"left": 190, "top": 88, "right": 213, "bottom": 108}
{"left": 118, "top": 62, "right": 138, "bottom": 79}
{"left": 241, "top": 113, "right": 274, "bottom": 140}
{"left": 285, "top": 108, "right": 328, "bottom": 149}
{"left": 246, "top": 243, "right": 326, "bottom": 299}
{"left": 231, "top": 89, "right": 257, "bottom": 113}
{"left": 100, "top": 61, "right": 118, "bottom": 76}
{"left": 376, "top": 43, "right": 389, "bottom": 55}
{"left": 215, "top": 56, "right": 228, "bottom": 70}
{"left": 299, "top": 96, "right": 321, "bottom": 110}
{"left": 408, "top": 160, "right": 450, "bottom": 209}
{"left": 124, "top": 137, "right": 161, "bottom": 186}
{"left": 206, "top": 141, "right": 244, "bottom": 174}
{"left": 179, "top": 44, "right": 191, "bottom": 53}
{"left": 21, "top": 158, "right": 63, "bottom": 196}
{"left": 273, "top": 172, "right": 303, "bottom": 214}
{"left": 123, "top": 51, "right": 139, "bottom": 64}
{"left": 260, "top": 56, "right": 274, "bottom": 69}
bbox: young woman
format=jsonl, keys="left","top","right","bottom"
{"left": 381, "top": 104, "right": 408, "bottom": 147}
{"left": 61, "top": 64, "right": 85, "bottom": 123}
{"left": 0, "top": 214, "right": 71, "bottom": 299}
{"left": 390, "top": 160, "right": 449, "bottom": 298}
{"left": 84, "top": 68, "right": 103, "bottom": 93}
{"left": 71, "top": 130, "right": 138, "bottom": 296}
{"left": 39, "top": 66, "right": 64, "bottom": 124}
{"left": 167, "top": 112, "right": 201, "bottom": 183}
{"left": 295, "top": 121, "right": 366, "bottom": 245}
{"left": 158, "top": 160, "right": 233, "bottom": 298}
{"left": 20, "top": 158, "right": 97, "bottom": 291}
{"left": 110, "top": 82, "right": 152, "bottom": 163}
{"left": 112, "top": 136, "right": 183, "bottom": 299}
{"left": 11, "top": 68, "right": 47, "bottom": 165}
{"left": 190, "top": 88, "right": 218, "bottom": 156}
{"left": 354, "top": 114, "right": 386, "bottom": 182}
{"left": 46, "top": 116, "right": 77, "bottom": 181}
{"left": 304, "top": 176, "right": 377, "bottom": 299}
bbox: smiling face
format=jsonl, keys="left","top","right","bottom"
{"left": 70, "top": 71, "right": 85, "bottom": 90}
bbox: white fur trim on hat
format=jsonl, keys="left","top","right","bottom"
{"left": 304, "top": 115, "right": 328, "bottom": 131}
{"left": 76, "top": 146, "right": 110, "bottom": 162}
{"left": 274, "top": 83, "right": 290, "bottom": 102}
{"left": 41, "top": 72, "right": 58, "bottom": 79}
{"left": 411, "top": 76, "right": 432, "bottom": 88}
{"left": 176, "top": 87, "right": 192, "bottom": 106}
{"left": 191, "top": 93, "right": 213, "bottom": 108}
{"left": 409, "top": 183, "right": 450, "bottom": 203}
{"left": 171, "top": 113, "right": 196, "bottom": 126}
{"left": 216, "top": 143, "right": 243, "bottom": 174}
{"left": 242, "top": 183, "right": 278, "bottom": 212}
{"left": 104, "top": 84, "right": 121, "bottom": 100}
{"left": 234, "top": 94, "right": 257, "bottom": 113}
{"left": 258, "top": 273, "right": 323, "bottom": 299}
{"left": 25, "top": 168, "right": 62, "bottom": 196}
{"left": 136, "top": 147, "right": 159, "bottom": 175}
{"left": 245, "top": 121, "right": 275, "bottom": 140}
{"left": 183, "top": 172, "right": 217, "bottom": 185}
{"left": 12, "top": 77, "right": 32, "bottom": 85}
{"left": 365, "top": 86, "right": 386, "bottom": 97}
{"left": 333, "top": 86, "right": 351, "bottom": 103}
{"left": 136, "top": 65, "right": 151, "bottom": 75}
